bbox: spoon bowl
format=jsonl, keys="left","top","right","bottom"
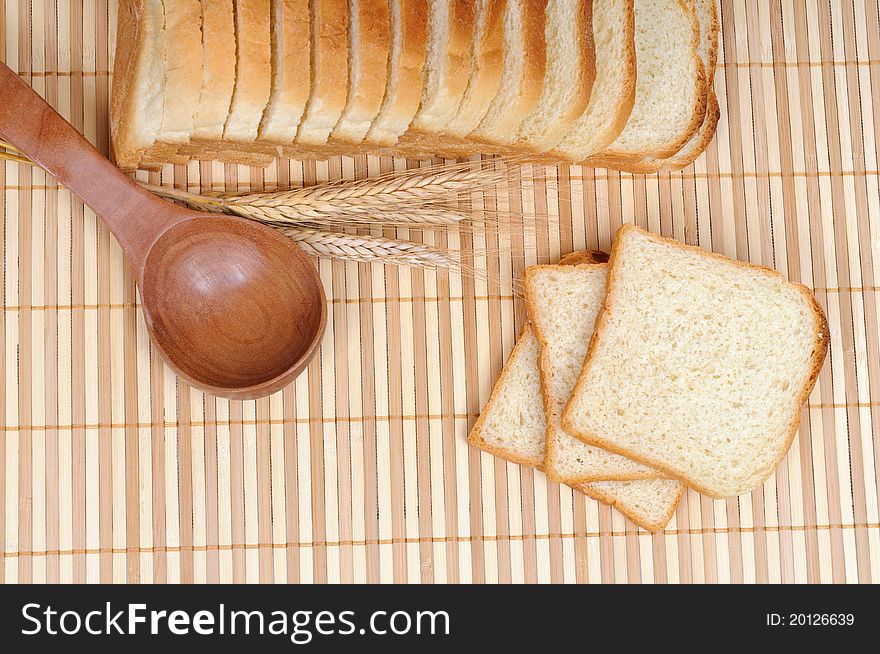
{"left": 141, "top": 215, "right": 326, "bottom": 398}
{"left": 0, "top": 62, "right": 326, "bottom": 399}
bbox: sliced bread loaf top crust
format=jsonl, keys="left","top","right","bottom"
{"left": 442, "top": 0, "right": 507, "bottom": 137}
{"left": 620, "top": 0, "right": 718, "bottom": 172}
{"left": 396, "top": 0, "right": 478, "bottom": 142}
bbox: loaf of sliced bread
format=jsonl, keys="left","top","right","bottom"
{"left": 587, "top": 0, "right": 706, "bottom": 166}
{"left": 562, "top": 225, "right": 829, "bottom": 498}
{"left": 297, "top": 0, "right": 350, "bottom": 145}
{"left": 110, "top": 0, "right": 171, "bottom": 170}
{"left": 363, "top": 0, "right": 430, "bottom": 146}
{"left": 547, "top": 0, "right": 635, "bottom": 162}
{"left": 512, "top": 0, "right": 596, "bottom": 153}
{"left": 467, "top": 0, "right": 549, "bottom": 148}
{"left": 525, "top": 263, "right": 660, "bottom": 482}
{"left": 619, "top": 0, "right": 718, "bottom": 172}
{"left": 259, "top": 0, "right": 312, "bottom": 144}
{"left": 330, "top": 0, "right": 393, "bottom": 144}
{"left": 469, "top": 251, "right": 681, "bottom": 531}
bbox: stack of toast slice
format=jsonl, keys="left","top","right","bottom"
{"left": 112, "top": 0, "right": 719, "bottom": 171}
{"left": 470, "top": 226, "right": 827, "bottom": 530}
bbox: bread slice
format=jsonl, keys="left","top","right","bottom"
{"left": 467, "top": 0, "right": 549, "bottom": 149}
{"left": 525, "top": 264, "right": 660, "bottom": 482}
{"left": 587, "top": 0, "right": 706, "bottom": 166}
{"left": 224, "top": 0, "right": 273, "bottom": 143}
{"left": 469, "top": 251, "right": 681, "bottom": 531}
{"left": 296, "top": 0, "right": 350, "bottom": 145}
{"left": 363, "top": 0, "right": 430, "bottom": 146}
{"left": 192, "top": 0, "right": 238, "bottom": 142}
{"left": 393, "top": 0, "right": 478, "bottom": 147}
{"left": 330, "top": 0, "right": 393, "bottom": 144}
{"left": 441, "top": 0, "right": 506, "bottom": 137}
{"left": 512, "top": 0, "right": 596, "bottom": 153}
{"left": 259, "top": 0, "right": 312, "bottom": 144}
{"left": 562, "top": 225, "right": 829, "bottom": 498}
{"left": 110, "top": 0, "right": 171, "bottom": 171}
{"left": 618, "top": 0, "right": 718, "bottom": 172}
{"left": 152, "top": 0, "right": 203, "bottom": 152}
{"left": 547, "top": 0, "right": 635, "bottom": 162}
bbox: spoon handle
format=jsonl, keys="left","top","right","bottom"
{"left": 0, "top": 62, "right": 172, "bottom": 266}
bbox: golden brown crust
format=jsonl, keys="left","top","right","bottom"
{"left": 575, "top": 480, "right": 684, "bottom": 531}
{"left": 467, "top": 0, "right": 549, "bottom": 149}
{"left": 524, "top": 262, "right": 662, "bottom": 483}
{"left": 561, "top": 224, "right": 830, "bottom": 498}
{"left": 223, "top": 0, "right": 273, "bottom": 142}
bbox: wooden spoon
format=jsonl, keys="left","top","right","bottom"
{"left": 0, "top": 63, "right": 326, "bottom": 400}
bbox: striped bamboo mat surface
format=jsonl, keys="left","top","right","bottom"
{"left": 2, "top": 0, "right": 879, "bottom": 583}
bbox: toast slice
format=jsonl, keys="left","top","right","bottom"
{"left": 618, "top": 0, "right": 718, "bottom": 172}
{"left": 111, "top": 0, "right": 166, "bottom": 170}
{"left": 525, "top": 264, "right": 661, "bottom": 482}
{"left": 467, "top": 0, "right": 549, "bottom": 149}
{"left": 547, "top": 0, "right": 635, "bottom": 162}
{"left": 259, "top": 0, "right": 312, "bottom": 144}
{"left": 587, "top": 0, "right": 706, "bottom": 166}
{"left": 330, "top": 0, "right": 393, "bottom": 144}
{"left": 147, "top": 0, "right": 203, "bottom": 162}
{"left": 469, "top": 251, "right": 681, "bottom": 531}
{"left": 562, "top": 225, "right": 829, "bottom": 498}
{"left": 363, "top": 0, "right": 430, "bottom": 146}
{"left": 393, "top": 0, "right": 478, "bottom": 146}
{"left": 296, "top": 0, "right": 350, "bottom": 145}
{"left": 512, "top": 0, "right": 596, "bottom": 153}
{"left": 224, "top": 0, "right": 273, "bottom": 143}
{"left": 442, "top": 0, "right": 506, "bottom": 137}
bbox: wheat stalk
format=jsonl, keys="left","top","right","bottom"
{"left": 280, "top": 228, "right": 455, "bottom": 268}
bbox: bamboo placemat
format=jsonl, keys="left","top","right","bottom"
{"left": 2, "top": 0, "right": 879, "bottom": 584}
